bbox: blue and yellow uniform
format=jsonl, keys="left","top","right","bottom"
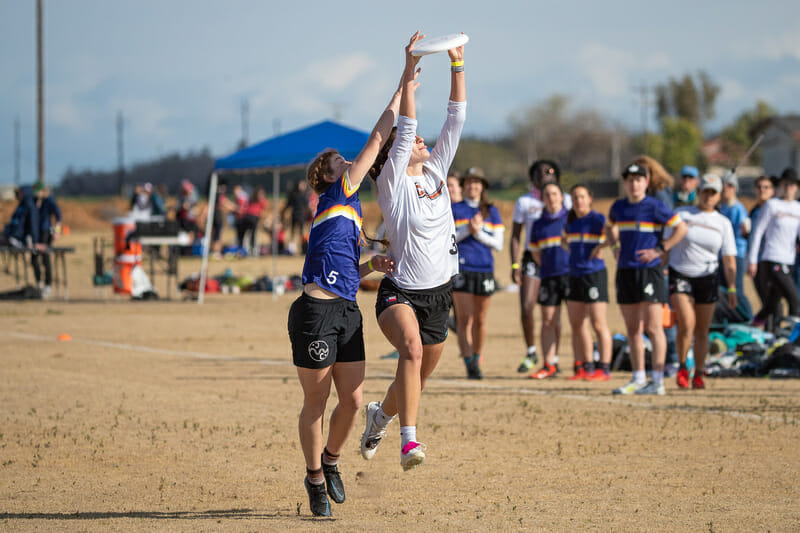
{"left": 565, "top": 210, "right": 606, "bottom": 277}
{"left": 609, "top": 195, "right": 679, "bottom": 304}
{"left": 452, "top": 202, "right": 504, "bottom": 273}
{"left": 529, "top": 208, "right": 569, "bottom": 279}
{"left": 291, "top": 171, "right": 365, "bottom": 370}
{"left": 302, "top": 172, "right": 363, "bottom": 301}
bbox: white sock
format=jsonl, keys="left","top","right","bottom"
{"left": 375, "top": 405, "right": 395, "bottom": 427}
{"left": 400, "top": 426, "right": 417, "bottom": 449}
{"left": 527, "top": 345, "right": 537, "bottom": 356}
{"left": 651, "top": 370, "right": 664, "bottom": 385}
{"left": 552, "top": 355, "right": 559, "bottom": 365}
{"left": 633, "top": 370, "right": 647, "bottom": 384}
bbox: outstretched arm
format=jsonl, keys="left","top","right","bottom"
{"left": 347, "top": 33, "right": 422, "bottom": 190}
{"left": 448, "top": 40, "right": 465, "bottom": 103}
{"left": 399, "top": 31, "right": 423, "bottom": 121}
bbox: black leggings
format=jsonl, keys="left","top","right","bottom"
{"left": 32, "top": 250, "right": 52, "bottom": 285}
{"left": 756, "top": 261, "right": 800, "bottom": 328}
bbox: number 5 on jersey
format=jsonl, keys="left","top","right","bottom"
{"left": 326, "top": 270, "right": 339, "bottom": 285}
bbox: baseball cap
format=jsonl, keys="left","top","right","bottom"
{"left": 722, "top": 171, "right": 738, "bottom": 191}
{"left": 699, "top": 173, "right": 722, "bottom": 193}
{"left": 681, "top": 165, "right": 699, "bottom": 178}
{"left": 622, "top": 163, "right": 647, "bottom": 178}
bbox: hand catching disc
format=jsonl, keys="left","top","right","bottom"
{"left": 411, "top": 33, "right": 469, "bottom": 56}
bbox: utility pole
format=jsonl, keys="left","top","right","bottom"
{"left": 241, "top": 98, "right": 249, "bottom": 147}
{"left": 14, "top": 118, "right": 21, "bottom": 186}
{"left": 36, "top": 0, "right": 44, "bottom": 184}
{"left": 117, "top": 111, "right": 124, "bottom": 195}
{"left": 633, "top": 83, "right": 650, "bottom": 154}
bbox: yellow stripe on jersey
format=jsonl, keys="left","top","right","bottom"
{"left": 312, "top": 204, "right": 363, "bottom": 231}
{"left": 665, "top": 213, "right": 681, "bottom": 228}
{"left": 483, "top": 222, "right": 504, "bottom": 231}
{"left": 454, "top": 219, "right": 470, "bottom": 228}
{"left": 617, "top": 221, "right": 659, "bottom": 232}
{"left": 341, "top": 169, "right": 360, "bottom": 198}
{"left": 531, "top": 235, "right": 562, "bottom": 251}
{"left": 566, "top": 233, "right": 605, "bottom": 244}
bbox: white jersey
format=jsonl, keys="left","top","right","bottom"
{"left": 748, "top": 197, "right": 800, "bottom": 266}
{"left": 512, "top": 191, "right": 572, "bottom": 246}
{"left": 666, "top": 207, "right": 736, "bottom": 278}
{"left": 377, "top": 100, "right": 466, "bottom": 289}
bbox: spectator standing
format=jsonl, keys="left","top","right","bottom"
{"left": 32, "top": 182, "right": 62, "bottom": 298}
{"left": 666, "top": 174, "right": 737, "bottom": 390}
{"left": 719, "top": 172, "right": 752, "bottom": 319}
{"left": 606, "top": 161, "right": 687, "bottom": 395}
{"left": 673, "top": 165, "right": 699, "bottom": 208}
{"left": 451, "top": 167, "right": 504, "bottom": 379}
{"left": 748, "top": 168, "right": 800, "bottom": 330}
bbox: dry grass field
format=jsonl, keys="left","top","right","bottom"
{"left": 1, "top": 199, "right": 799, "bottom": 531}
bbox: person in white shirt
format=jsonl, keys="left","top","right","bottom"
{"left": 360, "top": 31, "right": 466, "bottom": 471}
{"left": 510, "top": 160, "right": 572, "bottom": 373}
{"left": 748, "top": 167, "right": 800, "bottom": 330}
{"left": 666, "top": 174, "right": 737, "bottom": 390}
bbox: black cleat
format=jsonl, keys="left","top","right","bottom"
{"left": 322, "top": 459, "right": 346, "bottom": 504}
{"left": 304, "top": 476, "right": 331, "bottom": 517}
{"left": 465, "top": 356, "right": 483, "bottom": 380}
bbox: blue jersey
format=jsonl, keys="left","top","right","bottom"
{"left": 719, "top": 200, "right": 748, "bottom": 258}
{"left": 529, "top": 208, "right": 569, "bottom": 278}
{"left": 565, "top": 210, "right": 606, "bottom": 276}
{"left": 301, "top": 172, "right": 362, "bottom": 300}
{"left": 452, "top": 201, "right": 504, "bottom": 273}
{"left": 609, "top": 195, "right": 680, "bottom": 269}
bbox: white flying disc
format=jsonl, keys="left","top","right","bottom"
{"left": 411, "top": 33, "right": 469, "bottom": 56}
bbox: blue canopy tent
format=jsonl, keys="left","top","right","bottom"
{"left": 198, "top": 120, "right": 370, "bottom": 303}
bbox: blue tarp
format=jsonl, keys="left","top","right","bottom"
{"left": 214, "top": 120, "right": 369, "bottom": 172}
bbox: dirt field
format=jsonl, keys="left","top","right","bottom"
{"left": 2, "top": 201, "right": 800, "bottom": 531}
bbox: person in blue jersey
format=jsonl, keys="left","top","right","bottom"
{"left": 360, "top": 32, "right": 466, "bottom": 472}
{"left": 606, "top": 162, "right": 687, "bottom": 396}
{"left": 451, "top": 167, "right": 504, "bottom": 380}
{"left": 747, "top": 175, "right": 775, "bottom": 316}
{"left": 528, "top": 182, "right": 570, "bottom": 379}
{"left": 564, "top": 184, "right": 612, "bottom": 382}
{"left": 718, "top": 172, "right": 752, "bottom": 319}
{"left": 287, "top": 47, "right": 412, "bottom": 517}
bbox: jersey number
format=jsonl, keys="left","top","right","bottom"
{"left": 449, "top": 234, "right": 457, "bottom": 255}
{"left": 326, "top": 270, "right": 339, "bottom": 285}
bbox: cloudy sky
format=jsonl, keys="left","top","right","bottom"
{"left": 1, "top": 0, "right": 799, "bottom": 185}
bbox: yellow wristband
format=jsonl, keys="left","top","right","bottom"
{"left": 368, "top": 258, "right": 374, "bottom": 272}
{"left": 728, "top": 286, "right": 737, "bottom": 293}
{"left": 450, "top": 60, "right": 464, "bottom": 67}
{"left": 511, "top": 263, "right": 520, "bottom": 269}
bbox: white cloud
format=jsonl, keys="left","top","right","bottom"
{"left": 760, "top": 31, "right": 800, "bottom": 61}
{"left": 575, "top": 43, "right": 675, "bottom": 98}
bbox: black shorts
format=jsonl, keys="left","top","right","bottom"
{"left": 453, "top": 271, "right": 496, "bottom": 296}
{"left": 521, "top": 250, "right": 540, "bottom": 279}
{"left": 616, "top": 266, "right": 668, "bottom": 305}
{"left": 375, "top": 278, "right": 453, "bottom": 345}
{"left": 669, "top": 267, "right": 719, "bottom": 304}
{"left": 567, "top": 269, "right": 609, "bottom": 303}
{"left": 288, "top": 293, "right": 365, "bottom": 369}
{"left": 537, "top": 275, "right": 570, "bottom": 306}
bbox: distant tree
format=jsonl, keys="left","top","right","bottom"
{"left": 661, "top": 117, "right": 703, "bottom": 173}
{"left": 508, "top": 94, "right": 623, "bottom": 179}
{"left": 720, "top": 100, "right": 776, "bottom": 166}
{"left": 655, "top": 71, "right": 720, "bottom": 132}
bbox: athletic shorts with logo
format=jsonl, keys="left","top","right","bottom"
{"left": 375, "top": 278, "right": 452, "bottom": 345}
{"left": 616, "top": 266, "right": 668, "bottom": 304}
{"left": 288, "top": 293, "right": 365, "bottom": 369}
{"left": 537, "top": 274, "right": 570, "bottom": 306}
{"left": 567, "top": 269, "right": 609, "bottom": 303}
{"left": 453, "top": 270, "right": 496, "bottom": 296}
{"left": 668, "top": 267, "right": 719, "bottom": 304}
{"left": 521, "top": 250, "right": 540, "bottom": 279}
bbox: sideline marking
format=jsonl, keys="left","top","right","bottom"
{"left": 7, "top": 331, "right": 791, "bottom": 423}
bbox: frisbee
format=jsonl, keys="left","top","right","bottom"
{"left": 411, "top": 33, "right": 469, "bottom": 56}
